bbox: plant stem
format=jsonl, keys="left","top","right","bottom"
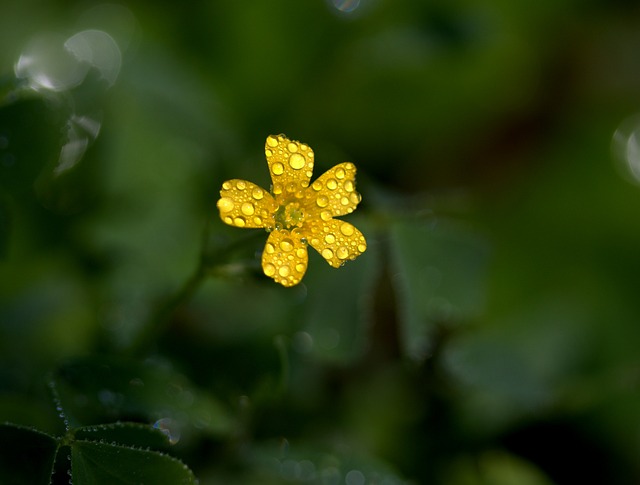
{"left": 126, "top": 219, "right": 266, "bottom": 357}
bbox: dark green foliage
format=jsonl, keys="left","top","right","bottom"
{"left": 3, "top": 1, "right": 640, "bottom": 484}
{"left": 0, "top": 425, "right": 57, "bottom": 485}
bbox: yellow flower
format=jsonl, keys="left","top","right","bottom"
{"left": 216, "top": 134, "right": 367, "bottom": 287}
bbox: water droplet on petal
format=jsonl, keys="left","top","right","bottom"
{"left": 340, "top": 223, "right": 354, "bottom": 236}
{"left": 267, "top": 136, "right": 278, "bottom": 147}
{"left": 350, "top": 192, "right": 361, "bottom": 204}
{"left": 222, "top": 181, "right": 231, "bottom": 190}
{"left": 358, "top": 243, "right": 367, "bottom": 252}
{"left": 289, "top": 153, "right": 305, "bottom": 170}
{"left": 344, "top": 180, "right": 354, "bottom": 192}
{"left": 254, "top": 216, "right": 263, "bottom": 225}
{"left": 322, "top": 248, "right": 334, "bottom": 259}
{"left": 236, "top": 180, "right": 246, "bottom": 190}
{"left": 320, "top": 210, "right": 332, "bottom": 221}
{"left": 252, "top": 187, "right": 264, "bottom": 200}
{"left": 265, "top": 148, "right": 273, "bottom": 157}
{"left": 335, "top": 167, "right": 346, "bottom": 179}
{"left": 287, "top": 142, "right": 298, "bottom": 152}
{"left": 316, "top": 195, "right": 329, "bottom": 208}
{"left": 296, "top": 247, "right": 306, "bottom": 257}
{"left": 340, "top": 197, "right": 349, "bottom": 206}
{"left": 272, "top": 162, "right": 284, "bottom": 175}
{"left": 296, "top": 263, "right": 306, "bottom": 273}
{"left": 224, "top": 216, "right": 233, "bottom": 224}
{"left": 280, "top": 238, "right": 294, "bottom": 252}
{"left": 337, "top": 247, "right": 349, "bottom": 259}
{"left": 265, "top": 242, "right": 275, "bottom": 253}
{"left": 279, "top": 265, "right": 291, "bottom": 277}
{"left": 234, "top": 216, "right": 246, "bottom": 227}
{"left": 264, "top": 263, "right": 276, "bottom": 276}
{"left": 217, "top": 197, "right": 234, "bottom": 213}
{"left": 312, "top": 181, "right": 323, "bottom": 191}
{"left": 326, "top": 178, "right": 338, "bottom": 190}
{"left": 241, "top": 202, "right": 255, "bottom": 216}
{"left": 325, "top": 234, "right": 336, "bottom": 244}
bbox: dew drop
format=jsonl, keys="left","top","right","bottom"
{"left": 241, "top": 202, "right": 255, "bottom": 216}
{"left": 340, "top": 223, "right": 354, "bottom": 236}
{"left": 287, "top": 142, "right": 298, "bottom": 152}
{"left": 272, "top": 162, "right": 284, "bottom": 175}
{"left": 325, "top": 233, "right": 336, "bottom": 244}
{"left": 217, "top": 197, "right": 234, "bottom": 213}
{"left": 340, "top": 197, "right": 349, "bottom": 206}
{"left": 312, "top": 180, "right": 323, "bottom": 191}
{"left": 326, "top": 178, "right": 338, "bottom": 190}
{"left": 296, "top": 263, "right": 306, "bottom": 273}
{"left": 280, "top": 238, "right": 294, "bottom": 252}
{"left": 350, "top": 192, "right": 361, "bottom": 204}
{"left": 296, "top": 248, "right": 306, "bottom": 258}
{"left": 289, "top": 153, "right": 305, "bottom": 170}
{"left": 254, "top": 216, "right": 263, "bottom": 225}
{"left": 344, "top": 180, "right": 354, "bottom": 192}
{"left": 316, "top": 195, "right": 329, "bottom": 208}
{"left": 252, "top": 187, "right": 264, "bottom": 200}
{"left": 222, "top": 181, "right": 231, "bottom": 190}
{"left": 337, "top": 247, "right": 349, "bottom": 259}
{"left": 234, "top": 216, "right": 246, "bottom": 227}
{"left": 358, "top": 243, "right": 367, "bottom": 252}
{"left": 264, "top": 263, "right": 276, "bottom": 276}
{"left": 267, "top": 136, "right": 278, "bottom": 147}
{"left": 279, "top": 265, "right": 291, "bottom": 277}
{"left": 236, "top": 180, "right": 246, "bottom": 190}
{"left": 224, "top": 216, "right": 233, "bottom": 224}
{"left": 265, "top": 242, "right": 275, "bottom": 254}
{"left": 322, "top": 248, "right": 334, "bottom": 259}
{"left": 320, "top": 210, "right": 332, "bottom": 221}
{"left": 265, "top": 148, "right": 273, "bottom": 157}
{"left": 335, "top": 167, "right": 346, "bottom": 179}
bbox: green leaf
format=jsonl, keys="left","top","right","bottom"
{"left": 0, "top": 423, "right": 58, "bottom": 485}
{"left": 301, "top": 217, "right": 379, "bottom": 363}
{"left": 54, "top": 356, "right": 233, "bottom": 442}
{"left": 444, "top": 451, "right": 554, "bottom": 485}
{"left": 389, "top": 219, "right": 490, "bottom": 360}
{"left": 74, "top": 422, "right": 173, "bottom": 450}
{"left": 71, "top": 440, "right": 197, "bottom": 485}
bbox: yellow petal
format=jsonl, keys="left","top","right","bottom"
{"left": 307, "top": 218, "right": 367, "bottom": 268}
{"left": 218, "top": 179, "right": 276, "bottom": 228}
{"left": 265, "top": 134, "right": 315, "bottom": 197}
{"left": 305, "top": 162, "right": 361, "bottom": 218}
{"left": 262, "top": 230, "right": 309, "bottom": 287}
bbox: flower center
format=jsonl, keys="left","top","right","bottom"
{"left": 274, "top": 201, "right": 305, "bottom": 231}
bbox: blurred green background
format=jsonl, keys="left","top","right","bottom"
{"left": 2, "top": 0, "right": 640, "bottom": 483}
